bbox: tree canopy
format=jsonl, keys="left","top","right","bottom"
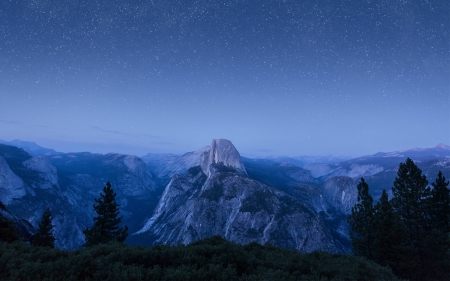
{"left": 31, "top": 208, "right": 56, "bottom": 248}
{"left": 83, "top": 182, "right": 128, "bottom": 247}
{"left": 347, "top": 177, "right": 375, "bottom": 259}
{"left": 348, "top": 158, "right": 450, "bottom": 281}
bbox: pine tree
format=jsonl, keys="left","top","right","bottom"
{"left": 347, "top": 178, "right": 375, "bottom": 259}
{"left": 424, "top": 171, "right": 450, "bottom": 280}
{"left": 31, "top": 208, "right": 56, "bottom": 248}
{"left": 430, "top": 171, "right": 450, "bottom": 233}
{"left": 390, "top": 158, "right": 432, "bottom": 280}
{"left": 83, "top": 182, "right": 128, "bottom": 246}
{"left": 372, "top": 190, "right": 408, "bottom": 275}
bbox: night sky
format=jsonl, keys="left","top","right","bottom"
{"left": 1, "top": 0, "right": 449, "bottom": 157}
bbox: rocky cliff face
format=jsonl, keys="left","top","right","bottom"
{"left": 142, "top": 146, "right": 210, "bottom": 179}
{"left": 23, "top": 156, "right": 59, "bottom": 189}
{"left": 2, "top": 140, "right": 448, "bottom": 252}
{"left": 135, "top": 140, "right": 348, "bottom": 253}
{"left": 0, "top": 207, "right": 35, "bottom": 241}
{"left": 142, "top": 139, "right": 246, "bottom": 181}
{"left": 0, "top": 156, "right": 27, "bottom": 205}
{"left": 201, "top": 139, "right": 247, "bottom": 176}
{"left": 0, "top": 145, "right": 159, "bottom": 249}
{"left": 320, "top": 176, "right": 357, "bottom": 214}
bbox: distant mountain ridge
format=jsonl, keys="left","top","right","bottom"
{"left": 0, "top": 139, "right": 448, "bottom": 252}
{"left": 368, "top": 143, "right": 450, "bottom": 159}
{"left": 0, "top": 144, "right": 159, "bottom": 249}
{"left": 141, "top": 146, "right": 210, "bottom": 180}
{"left": 0, "top": 139, "right": 61, "bottom": 157}
{"left": 259, "top": 155, "right": 351, "bottom": 167}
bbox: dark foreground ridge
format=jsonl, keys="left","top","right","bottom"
{"left": 0, "top": 236, "right": 401, "bottom": 281}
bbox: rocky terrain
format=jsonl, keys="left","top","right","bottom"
{"left": 0, "top": 144, "right": 159, "bottom": 249}
{"left": 134, "top": 139, "right": 350, "bottom": 253}
{"left": 0, "top": 140, "right": 449, "bottom": 252}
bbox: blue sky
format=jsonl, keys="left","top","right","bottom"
{"left": 1, "top": 0, "right": 449, "bottom": 157}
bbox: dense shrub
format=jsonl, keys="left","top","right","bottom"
{"left": 0, "top": 236, "right": 402, "bottom": 281}
{"left": 0, "top": 216, "right": 20, "bottom": 243}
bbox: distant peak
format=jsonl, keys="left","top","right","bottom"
{"left": 11, "top": 139, "right": 36, "bottom": 145}
{"left": 436, "top": 143, "right": 450, "bottom": 150}
{"left": 194, "top": 146, "right": 211, "bottom": 154}
{"left": 200, "top": 139, "right": 246, "bottom": 176}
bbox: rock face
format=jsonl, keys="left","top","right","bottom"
{"left": 0, "top": 145, "right": 159, "bottom": 249}
{"left": 0, "top": 156, "right": 27, "bottom": 205}
{"left": 142, "top": 146, "right": 210, "bottom": 179}
{"left": 142, "top": 139, "right": 247, "bottom": 179}
{"left": 201, "top": 139, "right": 247, "bottom": 176}
{"left": 135, "top": 140, "right": 347, "bottom": 253}
{"left": 0, "top": 207, "right": 35, "bottom": 241}
{"left": 0, "top": 139, "right": 60, "bottom": 156}
{"left": 23, "top": 157, "right": 59, "bottom": 189}
{"left": 321, "top": 176, "right": 357, "bottom": 214}
{"left": 2, "top": 140, "right": 449, "bottom": 252}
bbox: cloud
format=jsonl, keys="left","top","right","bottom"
{"left": 140, "top": 133, "right": 162, "bottom": 139}
{"left": 89, "top": 126, "right": 163, "bottom": 139}
{"left": 0, "top": 119, "right": 22, "bottom": 124}
{"left": 252, "top": 148, "right": 274, "bottom": 153}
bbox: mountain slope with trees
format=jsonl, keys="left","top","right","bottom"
{"left": 348, "top": 158, "right": 449, "bottom": 281}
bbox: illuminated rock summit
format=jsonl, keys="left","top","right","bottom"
{"left": 200, "top": 139, "right": 247, "bottom": 176}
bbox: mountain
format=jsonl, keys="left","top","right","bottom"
{"left": 241, "top": 144, "right": 450, "bottom": 251}
{"left": 0, "top": 155, "right": 28, "bottom": 205}
{"left": 247, "top": 144, "right": 450, "bottom": 202}
{"left": 300, "top": 144, "right": 450, "bottom": 200}
{"left": 0, "top": 140, "right": 448, "bottom": 253}
{"left": 0, "top": 204, "right": 35, "bottom": 242}
{"left": 0, "top": 144, "right": 160, "bottom": 249}
{"left": 133, "top": 139, "right": 349, "bottom": 253}
{"left": 369, "top": 143, "right": 450, "bottom": 159}
{"left": 141, "top": 146, "right": 210, "bottom": 180}
{"left": 298, "top": 144, "right": 449, "bottom": 179}
{"left": 260, "top": 155, "right": 351, "bottom": 167}
{"left": 0, "top": 139, "right": 61, "bottom": 156}
{"left": 200, "top": 139, "right": 247, "bottom": 176}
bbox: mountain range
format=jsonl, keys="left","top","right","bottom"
{"left": 1, "top": 139, "right": 449, "bottom": 252}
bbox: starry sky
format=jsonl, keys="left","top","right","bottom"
{"left": 0, "top": 0, "right": 449, "bottom": 157}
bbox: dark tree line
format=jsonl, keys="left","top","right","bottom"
{"left": 348, "top": 158, "right": 450, "bottom": 281}
{"left": 0, "top": 236, "right": 403, "bottom": 281}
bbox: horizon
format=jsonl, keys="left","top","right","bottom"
{"left": 0, "top": 137, "right": 448, "bottom": 160}
{"left": 1, "top": 1, "right": 449, "bottom": 157}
